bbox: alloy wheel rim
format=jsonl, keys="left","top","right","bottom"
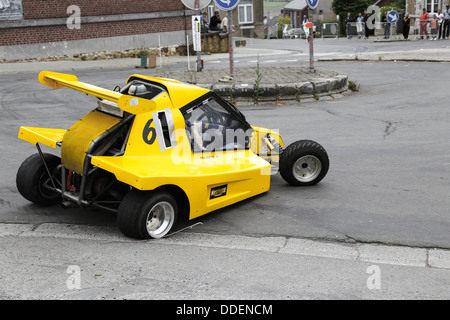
{"left": 292, "top": 155, "right": 322, "bottom": 182}
{"left": 146, "top": 201, "right": 175, "bottom": 238}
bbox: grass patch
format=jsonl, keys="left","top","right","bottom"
{"left": 348, "top": 80, "right": 360, "bottom": 92}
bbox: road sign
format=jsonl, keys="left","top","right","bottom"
{"left": 181, "top": 0, "right": 211, "bottom": 10}
{"left": 214, "top": 0, "right": 240, "bottom": 11}
{"left": 192, "top": 16, "right": 201, "bottom": 52}
{"left": 306, "top": 0, "right": 319, "bottom": 10}
{"left": 387, "top": 10, "right": 399, "bottom": 23}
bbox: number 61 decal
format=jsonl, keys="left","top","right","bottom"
{"left": 142, "top": 119, "right": 156, "bottom": 145}
{"left": 142, "top": 108, "right": 177, "bottom": 152}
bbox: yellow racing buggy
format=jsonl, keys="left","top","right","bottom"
{"left": 16, "top": 71, "right": 329, "bottom": 239}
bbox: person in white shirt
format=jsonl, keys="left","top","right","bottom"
{"left": 437, "top": 9, "right": 444, "bottom": 39}
{"left": 221, "top": 13, "right": 229, "bottom": 33}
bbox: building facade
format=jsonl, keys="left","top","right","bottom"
{"left": 282, "top": 0, "right": 335, "bottom": 28}
{"left": 205, "top": 0, "right": 264, "bottom": 38}
{"left": 406, "top": 0, "right": 449, "bottom": 15}
{"left": 406, "top": 0, "right": 450, "bottom": 32}
{"left": 0, "top": 0, "right": 194, "bottom": 61}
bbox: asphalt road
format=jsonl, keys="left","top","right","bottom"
{"left": 0, "top": 39, "right": 449, "bottom": 299}
{"left": 1, "top": 57, "right": 449, "bottom": 248}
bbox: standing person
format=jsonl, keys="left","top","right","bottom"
{"left": 444, "top": 5, "right": 450, "bottom": 39}
{"left": 363, "top": 10, "right": 371, "bottom": 39}
{"left": 356, "top": 12, "right": 364, "bottom": 39}
{"left": 263, "top": 16, "right": 268, "bottom": 38}
{"left": 302, "top": 15, "right": 310, "bottom": 39}
{"left": 420, "top": 8, "right": 429, "bottom": 40}
{"left": 210, "top": 11, "right": 223, "bottom": 32}
{"left": 430, "top": 14, "right": 438, "bottom": 40}
{"left": 345, "top": 12, "right": 353, "bottom": 39}
{"left": 382, "top": 11, "right": 390, "bottom": 39}
{"left": 221, "top": 13, "right": 228, "bottom": 33}
{"left": 437, "top": 9, "right": 444, "bottom": 39}
{"left": 403, "top": 13, "right": 411, "bottom": 39}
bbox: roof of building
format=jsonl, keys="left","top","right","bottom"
{"left": 283, "top": 0, "right": 307, "bottom": 11}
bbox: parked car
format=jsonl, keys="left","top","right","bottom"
{"left": 282, "top": 25, "right": 307, "bottom": 39}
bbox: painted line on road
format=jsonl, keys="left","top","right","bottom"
{"left": 1, "top": 222, "right": 449, "bottom": 270}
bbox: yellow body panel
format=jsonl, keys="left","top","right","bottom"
{"left": 61, "top": 110, "right": 121, "bottom": 174}
{"left": 91, "top": 150, "right": 271, "bottom": 219}
{"left": 251, "top": 126, "right": 284, "bottom": 162}
{"left": 18, "top": 127, "right": 67, "bottom": 149}
{"left": 125, "top": 74, "right": 210, "bottom": 109}
{"left": 39, "top": 71, "right": 156, "bottom": 115}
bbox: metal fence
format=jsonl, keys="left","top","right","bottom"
{"left": 412, "top": 19, "right": 440, "bottom": 40}
{"left": 321, "top": 23, "right": 339, "bottom": 39}
{"left": 345, "top": 22, "right": 367, "bottom": 39}
{"left": 374, "top": 22, "right": 397, "bottom": 39}
{"left": 344, "top": 22, "right": 401, "bottom": 40}
{"left": 266, "top": 24, "right": 279, "bottom": 39}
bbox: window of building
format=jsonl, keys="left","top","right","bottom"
{"left": 238, "top": 3, "right": 253, "bottom": 24}
{"left": 426, "top": 0, "right": 440, "bottom": 12}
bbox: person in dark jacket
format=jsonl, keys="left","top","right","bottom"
{"left": 210, "top": 11, "right": 223, "bottom": 31}
{"left": 345, "top": 12, "right": 354, "bottom": 39}
{"left": 363, "top": 10, "right": 371, "bottom": 39}
{"left": 402, "top": 13, "right": 411, "bottom": 39}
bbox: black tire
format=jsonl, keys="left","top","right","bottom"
{"left": 117, "top": 189, "right": 178, "bottom": 239}
{"left": 279, "top": 140, "right": 329, "bottom": 186}
{"left": 16, "top": 153, "right": 62, "bottom": 206}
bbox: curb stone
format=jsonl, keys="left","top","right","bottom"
{"left": 1, "top": 222, "right": 450, "bottom": 270}
{"left": 197, "top": 75, "right": 348, "bottom": 104}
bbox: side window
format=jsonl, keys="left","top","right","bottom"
{"left": 183, "top": 98, "right": 251, "bottom": 152}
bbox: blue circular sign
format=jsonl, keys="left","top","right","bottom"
{"left": 307, "top": 0, "right": 319, "bottom": 10}
{"left": 387, "top": 10, "right": 399, "bottom": 23}
{"left": 214, "top": 0, "right": 240, "bottom": 11}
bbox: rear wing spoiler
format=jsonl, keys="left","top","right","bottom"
{"left": 38, "top": 71, "right": 156, "bottom": 115}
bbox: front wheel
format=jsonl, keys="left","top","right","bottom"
{"left": 117, "top": 190, "right": 178, "bottom": 239}
{"left": 279, "top": 140, "right": 329, "bottom": 186}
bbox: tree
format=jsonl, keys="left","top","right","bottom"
{"left": 331, "top": 0, "right": 371, "bottom": 35}
{"left": 277, "top": 16, "right": 291, "bottom": 38}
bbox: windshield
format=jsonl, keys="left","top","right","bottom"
{"left": 183, "top": 96, "right": 253, "bottom": 153}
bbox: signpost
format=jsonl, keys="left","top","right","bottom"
{"left": 386, "top": 10, "right": 399, "bottom": 39}
{"left": 214, "top": 0, "right": 240, "bottom": 82}
{"left": 306, "top": 0, "right": 319, "bottom": 73}
{"left": 181, "top": 0, "right": 212, "bottom": 72}
{"left": 213, "top": 0, "right": 240, "bottom": 11}
{"left": 306, "top": 0, "right": 319, "bottom": 10}
{"left": 387, "top": 10, "right": 399, "bottom": 24}
{"left": 192, "top": 15, "right": 202, "bottom": 52}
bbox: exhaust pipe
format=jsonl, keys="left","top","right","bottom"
{"left": 61, "top": 201, "right": 77, "bottom": 209}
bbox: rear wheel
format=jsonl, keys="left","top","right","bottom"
{"left": 16, "top": 153, "right": 62, "bottom": 205}
{"left": 118, "top": 190, "right": 178, "bottom": 239}
{"left": 279, "top": 140, "right": 329, "bottom": 186}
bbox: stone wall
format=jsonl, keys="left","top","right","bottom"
{"left": 201, "top": 32, "right": 228, "bottom": 54}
